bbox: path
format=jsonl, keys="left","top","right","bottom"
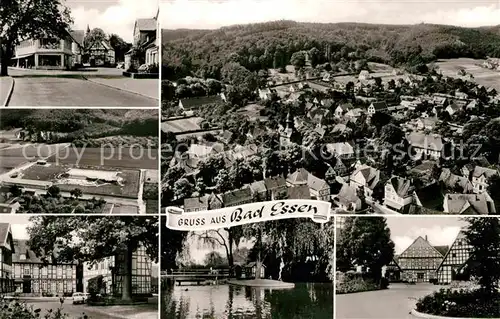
{"left": 336, "top": 283, "right": 441, "bottom": 319}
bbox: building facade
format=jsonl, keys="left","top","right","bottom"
{"left": 436, "top": 231, "right": 473, "bottom": 284}
{"left": 83, "top": 245, "right": 152, "bottom": 297}
{"left": 13, "top": 32, "right": 80, "bottom": 70}
{"left": 397, "top": 236, "right": 444, "bottom": 283}
{"left": 12, "top": 240, "right": 79, "bottom": 297}
{"left": 0, "top": 223, "right": 15, "bottom": 294}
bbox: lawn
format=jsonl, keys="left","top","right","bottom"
{"left": 435, "top": 58, "right": 500, "bottom": 91}
{"left": 0, "top": 157, "right": 30, "bottom": 174}
{"left": 0, "top": 144, "right": 66, "bottom": 159}
{"left": 48, "top": 147, "right": 158, "bottom": 169}
{"left": 19, "top": 164, "right": 67, "bottom": 181}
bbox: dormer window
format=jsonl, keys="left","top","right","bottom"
{"left": 20, "top": 254, "right": 26, "bottom": 260}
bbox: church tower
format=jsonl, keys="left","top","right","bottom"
{"left": 85, "top": 24, "right": 90, "bottom": 37}
{"left": 280, "top": 110, "right": 301, "bottom": 147}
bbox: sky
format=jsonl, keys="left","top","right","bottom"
{"left": 65, "top": 0, "right": 158, "bottom": 42}
{"left": 386, "top": 216, "right": 467, "bottom": 255}
{"left": 2, "top": 215, "right": 31, "bottom": 240}
{"left": 161, "top": 0, "right": 500, "bottom": 29}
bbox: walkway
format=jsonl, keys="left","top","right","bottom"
{"left": 336, "top": 283, "right": 441, "bottom": 319}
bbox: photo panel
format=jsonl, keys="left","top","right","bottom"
{"left": 0, "top": 108, "right": 159, "bottom": 215}
{"left": 2, "top": 0, "right": 160, "bottom": 107}
{"left": 335, "top": 215, "right": 500, "bottom": 319}
{"left": 0, "top": 215, "right": 159, "bottom": 319}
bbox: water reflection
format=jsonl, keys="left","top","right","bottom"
{"left": 162, "top": 283, "right": 333, "bottom": 319}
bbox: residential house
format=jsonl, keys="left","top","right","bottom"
{"left": 439, "top": 168, "right": 474, "bottom": 193}
{"left": 83, "top": 245, "right": 152, "bottom": 297}
{"left": 334, "top": 103, "right": 354, "bottom": 118}
{"left": 413, "top": 182, "right": 443, "bottom": 211}
{"left": 186, "top": 143, "right": 223, "bottom": 160}
{"left": 85, "top": 39, "right": 115, "bottom": 66}
{"left": 367, "top": 101, "right": 388, "bottom": 115}
{"left": 143, "top": 9, "right": 160, "bottom": 65}
{"left": 183, "top": 193, "right": 223, "bottom": 212}
{"left": 263, "top": 176, "right": 287, "bottom": 200}
{"left": 406, "top": 132, "right": 444, "bottom": 160}
{"left": 358, "top": 70, "right": 371, "bottom": 80}
{"left": 13, "top": 239, "right": 80, "bottom": 296}
{"left": 415, "top": 117, "right": 438, "bottom": 131}
{"left": 286, "top": 184, "right": 311, "bottom": 200}
{"left": 466, "top": 100, "right": 479, "bottom": 110}
{"left": 445, "top": 102, "right": 462, "bottom": 116}
{"left": 286, "top": 168, "right": 330, "bottom": 201}
{"left": 443, "top": 193, "right": 494, "bottom": 215}
{"left": 396, "top": 236, "right": 444, "bottom": 283}
{"left": 178, "top": 96, "right": 223, "bottom": 111}
{"left": 245, "top": 181, "right": 268, "bottom": 201}
{"left": 349, "top": 165, "right": 381, "bottom": 200}
{"left": 436, "top": 230, "right": 476, "bottom": 284}
{"left": 0, "top": 223, "right": 15, "bottom": 294}
{"left": 334, "top": 184, "right": 363, "bottom": 212}
{"left": 127, "top": 13, "right": 158, "bottom": 67}
{"left": 258, "top": 88, "right": 275, "bottom": 100}
{"left": 325, "top": 142, "right": 355, "bottom": 159}
{"left": 222, "top": 188, "right": 253, "bottom": 207}
{"left": 470, "top": 166, "right": 499, "bottom": 193}
{"left": 384, "top": 176, "right": 415, "bottom": 212}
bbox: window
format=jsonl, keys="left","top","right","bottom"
{"left": 20, "top": 254, "right": 26, "bottom": 261}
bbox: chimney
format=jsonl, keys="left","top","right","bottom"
{"left": 425, "top": 235, "right": 428, "bottom": 242}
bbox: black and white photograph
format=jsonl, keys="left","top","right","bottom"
{"left": 0, "top": 0, "right": 159, "bottom": 107}
{"left": 0, "top": 109, "right": 159, "bottom": 214}
{"left": 335, "top": 216, "right": 500, "bottom": 319}
{"left": 0, "top": 215, "right": 159, "bottom": 319}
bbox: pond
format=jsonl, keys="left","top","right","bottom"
{"left": 162, "top": 282, "right": 333, "bottom": 319}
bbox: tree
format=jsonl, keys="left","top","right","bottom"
{"left": 487, "top": 175, "right": 500, "bottom": 213}
{"left": 47, "top": 185, "right": 61, "bottom": 198}
{"left": 109, "top": 34, "right": 132, "bottom": 62}
{"left": 380, "top": 124, "right": 403, "bottom": 145}
{"left": 337, "top": 217, "right": 394, "bottom": 285}
{"left": 70, "top": 188, "right": 83, "bottom": 199}
{"left": 290, "top": 51, "right": 306, "bottom": 69}
{"left": 173, "top": 178, "right": 193, "bottom": 199}
{"left": 0, "top": 0, "right": 73, "bottom": 76}
{"left": 203, "top": 251, "right": 227, "bottom": 267}
{"left": 464, "top": 217, "right": 500, "bottom": 296}
{"left": 84, "top": 28, "right": 106, "bottom": 48}
{"left": 27, "top": 216, "right": 158, "bottom": 301}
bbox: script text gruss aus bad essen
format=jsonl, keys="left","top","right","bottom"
{"left": 176, "top": 201, "right": 319, "bottom": 227}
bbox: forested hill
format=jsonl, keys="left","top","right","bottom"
{"left": 163, "top": 20, "right": 500, "bottom": 79}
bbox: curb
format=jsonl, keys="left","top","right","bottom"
{"left": 2, "top": 77, "right": 14, "bottom": 107}
{"left": 83, "top": 306, "right": 157, "bottom": 319}
{"left": 83, "top": 76, "right": 159, "bottom": 101}
{"left": 411, "top": 309, "right": 479, "bottom": 319}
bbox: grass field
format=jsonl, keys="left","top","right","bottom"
{"left": 48, "top": 147, "right": 158, "bottom": 169}
{"left": 20, "top": 164, "right": 67, "bottom": 181}
{"left": 0, "top": 144, "right": 66, "bottom": 158}
{"left": 111, "top": 204, "right": 139, "bottom": 214}
{"left": 435, "top": 58, "right": 500, "bottom": 91}
{"left": 162, "top": 117, "right": 203, "bottom": 133}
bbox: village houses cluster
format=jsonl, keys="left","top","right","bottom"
{"left": 164, "top": 63, "right": 500, "bottom": 216}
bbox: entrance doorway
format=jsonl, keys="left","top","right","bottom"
{"left": 22, "top": 276, "right": 31, "bottom": 294}
{"left": 417, "top": 272, "right": 425, "bottom": 282}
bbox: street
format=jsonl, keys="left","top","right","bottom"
{"left": 18, "top": 297, "right": 158, "bottom": 319}
{"left": 5, "top": 67, "right": 158, "bottom": 107}
{"left": 336, "top": 283, "right": 441, "bottom": 319}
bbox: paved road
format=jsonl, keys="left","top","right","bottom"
{"left": 7, "top": 77, "right": 157, "bottom": 107}
{"left": 336, "top": 283, "right": 441, "bottom": 319}
{"left": 21, "top": 300, "right": 121, "bottom": 318}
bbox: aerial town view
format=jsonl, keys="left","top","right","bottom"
{"left": 336, "top": 216, "right": 500, "bottom": 319}
{"left": 0, "top": 215, "right": 159, "bottom": 319}
{"left": 0, "top": 0, "right": 159, "bottom": 107}
{"left": 0, "top": 109, "right": 159, "bottom": 214}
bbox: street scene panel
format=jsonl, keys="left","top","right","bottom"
{"left": 0, "top": 215, "right": 159, "bottom": 319}
{"left": 0, "top": 109, "right": 159, "bottom": 214}
{"left": 162, "top": 0, "right": 500, "bottom": 217}
{"left": 1, "top": 0, "right": 159, "bottom": 107}
{"left": 336, "top": 216, "right": 500, "bottom": 319}
{"left": 161, "top": 216, "right": 334, "bottom": 318}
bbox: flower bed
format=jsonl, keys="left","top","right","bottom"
{"left": 416, "top": 288, "right": 500, "bottom": 318}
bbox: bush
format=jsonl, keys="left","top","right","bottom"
{"left": 336, "top": 272, "right": 382, "bottom": 294}
{"left": 0, "top": 296, "right": 88, "bottom": 319}
{"left": 416, "top": 288, "right": 500, "bottom": 318}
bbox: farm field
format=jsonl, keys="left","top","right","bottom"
{"left": 162, "top": 117, "right": 203, "bottom": 133}
{"left": 435, "top": 58, "right": 500, "bottom": 91}
{"left": 0, "top": 143, "right": 66, "bottom": 158}
{"left": 111, "top": 204, "right": 139, "bottom": 214}
{"left": 47, "top": 147, "right": 158, "bottom": 169}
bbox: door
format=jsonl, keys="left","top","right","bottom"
{"left": 417, "top": 273, "right": 425, "bottom": 283}
{"left": 23, "top": 276, "right": 31, "bottom": 293}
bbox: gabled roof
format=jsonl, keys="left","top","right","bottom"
{"left": 437, "top": 230, "right": 470, "bottom": 271}
{"left": 179, "top": 95, "right": 223, "bottom": 109}
{"left": 407, "top": 132, "right": 444, "bottom": 152}
{"left": 351, "top": 165, "right": 380, "bottom": 190}
{"left": 387, "top": 176, "right": 414, "bottom": 197}
{"left": 337, "top": 103, "right": 354, "bottom": 112}
{"left": 444, "top": 193, "right": 491, "bottom": 215}
{"left": 69, "top": 30, "right": 85, "bottom": 47}
{"left": 472, "top": 166, "right": 498, "bottom": 179}
{"left": 287, "top": 168, "right": 328, "bottom": 191}
{"left": 433, "top": 246, "right": 450, "bottom": 256}
{"left": 136, "top": 18, "right": 157, "bottom": 32}
{"left": 369, "top": 101, "right": 388, "bottom": 110}
{"left": 222, "top": 188, "right": 252, "bottom": 206}
{"left": 336, "top": 184, "right": 361, "bottom": 207}
{"left": 287, "top": 185, "right": 311, "bottom": 199}
{"left": 439, "top": 168, "right": 474, "bottom": 193}
{"left": 264, "top": 176, "right": 286, "bottom": 190}
{"left": 0, "top": 223, "right": 11, "bottom": 248}
{"left": 399, "top": 236, "right": 444, "bottom": 260}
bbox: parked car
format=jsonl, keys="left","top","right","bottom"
{"left": 72, "top": 292, "right": 88, "bottom": 304}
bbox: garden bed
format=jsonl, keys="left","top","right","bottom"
{"left": 336, "top": 271, "right": 389, "bottom": 294}
{"left": 122, "top": 72, "right": 159, "bottom": 79}
{"left": 416, "top": 289, "right": 500, "bottom": 318}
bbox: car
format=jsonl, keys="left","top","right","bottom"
{"left": 72, "top": 292, "right": 87, "bottom": 304}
